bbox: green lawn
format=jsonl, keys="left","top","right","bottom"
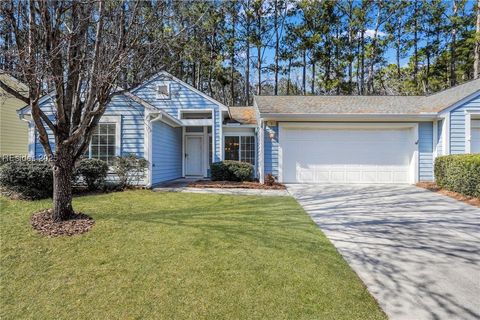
{"left": 0, "top": 190, "right": 386, "bottom": 320}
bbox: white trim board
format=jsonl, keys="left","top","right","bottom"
{"left": 464, "top": 109, "right": 480, "bottom": 153}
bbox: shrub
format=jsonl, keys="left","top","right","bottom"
{"left": 264, "top": 173, "right": 275, "bottom": 186}
{"left": 76, "top": 158, "right": 109, "bottom": 191}
{"left": 112, "top": 154, "right": 148, "bottom": 189}
{"left": 434, "top": 154, "right": 480, "bottom": 198}
{"left": 0, "top": 161, "right": 53, "bottom": 199}
{"left": 210, "top": 160, "right": 254, "bottom": 182}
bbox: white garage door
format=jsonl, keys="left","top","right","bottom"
{"left": 279, "top": 123, "right": 417, "bottom": 184}
{"left": 471, "top": 120, "right": 480, "bottom": 153}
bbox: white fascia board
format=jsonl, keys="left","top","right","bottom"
{"left": 259, "top": 113, "right": 438, "bottom": 122}
{"left": 149, "top": 110, "right": 183, "bottom": 127}
{"left": 223, "top": 124, "right": 257, "bottom": 128}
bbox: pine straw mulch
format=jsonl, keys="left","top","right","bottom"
{"left": 188, "top": 180, "right": 286, "bottom": 190}
{"left": 416, "top": 182, "right": 480, "bottom": 208}
{"left": 30, "top": 209, "right": 95, "bottom": 237}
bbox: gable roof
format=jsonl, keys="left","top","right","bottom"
{"left": 132, "top": 70, "right": 229, "bottom": 111}
{"left": 255, "top": 78, "right": 480, "bottom": 115}
{"left": 422, "top": 78, "right": 480, "bottom": 112}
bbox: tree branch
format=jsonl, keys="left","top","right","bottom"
{"left": 0, "top": 79, "right": 29, "bottom": 103}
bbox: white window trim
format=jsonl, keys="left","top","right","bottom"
{"left": 464, "top": 109, "right": 480, "bottom": 153}
{"left": 178, "top": 109, "right": 214, "bottom": 127}
{"left": 87, "top": 116, "right": 122, "bottom": 159}
{"left": 155, "top": 82, "right": 170, "bottom": 100}
{"left": 223, "top": 135, "right": 256, "bottom": 165}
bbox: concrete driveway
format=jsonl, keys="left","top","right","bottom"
{"left": 288, "top": 184, "right": 480, "bottom": 320}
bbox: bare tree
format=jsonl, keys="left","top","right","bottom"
{"left": 0, "top": 0, "right": 170, "bottom": 221}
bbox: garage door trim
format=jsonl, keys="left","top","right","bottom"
{"left": 278, "top": 122, "right": 419, "bottom": 184}
{"left": 465, "top": 111, "right": 480, "bottom": 153}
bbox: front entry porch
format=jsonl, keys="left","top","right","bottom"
{"left": 183, "top": 126, "right": 213, "bottom": 178}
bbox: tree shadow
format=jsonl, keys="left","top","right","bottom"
{"left": 288, "top": 184, "right": 480, "bottom": 320}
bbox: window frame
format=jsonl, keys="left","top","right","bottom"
{"left": 86, "top": 116, "right": 121, "bottom": 163}
{"left": 223, "top": 134, "right": 256, "bottom": 165}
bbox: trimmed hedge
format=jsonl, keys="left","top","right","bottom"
{"left": 76, "top": 158, "right": 109, "bottom": 191}
{"left": 0, "top": 161, "right": 53, "bottom": 199}
{"left": 434, "top": 154, "right": 480, "bottom": 198}
{"left": 211, "top": 160, "right": 254, "bottom": 182}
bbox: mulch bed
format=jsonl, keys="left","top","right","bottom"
{"left": 416, "top": 182, "right": 480, "bottom": 208}
{"left": 30, "top": 209, "right": 95, "bottom": 237}
{"left": 188, "top": 180, "right": 286, "bottom": 190}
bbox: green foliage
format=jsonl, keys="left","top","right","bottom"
{"left": 434, "top": 154, "right": 480, "bottom": 198}
{"left": 210, "top": 160, "right": 254, "bottom": 182}
{"left": 112, "top": 154, "right": 148, "bottom": 189}
{"left": 0, "top": 161, "right": 53, "bottom": 199}
{"left": 76, "top": 158, "right": 109, "bottom": 191}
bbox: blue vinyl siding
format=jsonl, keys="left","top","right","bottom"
{"left": 449, "top": 93, "right": 480, "bottom": 154}
{"left": 264, "top": 125, "right": 279, "bottom": 178}
{"left": 133, "top": 74, "right": 223, "bottom": 162}
{"left": 419, "top": 122, "right": 434, "bottom": 181}
{"left": 32, "top": 94, "right": 145, "bottom": 159}
{"left": 151, "top": 121, "right": 182, "bottom": 184}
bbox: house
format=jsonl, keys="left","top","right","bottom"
{"left": 18, "top": 71, "right": 479, "bottom": 186}
{"left": 0, "top": 73, "right": 29, "bottom": 156}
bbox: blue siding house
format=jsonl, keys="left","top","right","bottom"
{"left": 19, "top": 73, "right": 479, "bottom": 186}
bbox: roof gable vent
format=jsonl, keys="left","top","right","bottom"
{"left": 155, "top": 83, "right": 170, "bottom": 99}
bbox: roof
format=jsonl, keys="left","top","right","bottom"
{"left": 227, "top": 106, "right": 257, "bottom": 125}
{"left": 423, "top": 78, "right": 480, "bottom": 112}
{"left": 0, "top": 72, "right": 29, "bottom": 99}
{"left": 255, "top": 78, "right": 480, "bottom": 115}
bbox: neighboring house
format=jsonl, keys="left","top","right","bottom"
{"left": 18, "top": 71, "right": 479, "bottom": 186}
{"left": 0, "top": 73, "right": 29, "bottom": 155}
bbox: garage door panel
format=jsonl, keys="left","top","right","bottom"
{"left": 280, "top": 125, "right": 415, "bottom": 184}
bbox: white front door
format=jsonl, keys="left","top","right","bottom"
{"left": 185, "top": 136, "right": 203, "bottom": 176}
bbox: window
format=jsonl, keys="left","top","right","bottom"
{"left": 181, "top": 112, "right": 212, "bottom": 119}
{"left": 87, "top": 123, "right": 117, "bottom": 164}
{"left": 224, "top": 136, "right": 255, "bottom": 165}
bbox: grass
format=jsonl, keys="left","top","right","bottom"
{"left": 0, "top": 190, "right": 386, "bottom": 320}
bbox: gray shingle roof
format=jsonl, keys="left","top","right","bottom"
{"left": 255, "top": 78, "right": 480, "bottom": 115}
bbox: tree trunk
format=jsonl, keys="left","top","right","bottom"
{"left": 274, "top": 0, "right": 279, "bottom": 95}
{"left": 230, "top": 10, "right": 236, "bottom": 104}
{"left": 302, "top": 49, "right": 307, "bottom": 95}
{"left": 311, "top": 60, "right": 315, "bottom": 94}
{"left": 413, "top": 1, "right": 418, "bottom": 82}
{"left": 360, "top": 29, "right": 365, "bottom": 95}
{"left": 257, "top": 44, "right": 261, "bottom": 95}
{"left": 450, "top": 0, "right": 458, "bottom": 86}
{"left": 287, "top": 57, "right": 292, "bottom": 95}
{"left": 52, "top": 147, "right": 75, "bottom": 221}
{"left": 474, "top": 0, "right": 480, "bottom": 79}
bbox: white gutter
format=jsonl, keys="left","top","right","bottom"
{"left": 149, "top": 110, "right": 183, "bottom": 127}
{"left": 259, "top": 113, "right": 439, "bottom": 121}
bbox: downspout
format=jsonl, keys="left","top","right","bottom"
{"left": 18, "top": 112, "right": 35, "bottom": 159}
